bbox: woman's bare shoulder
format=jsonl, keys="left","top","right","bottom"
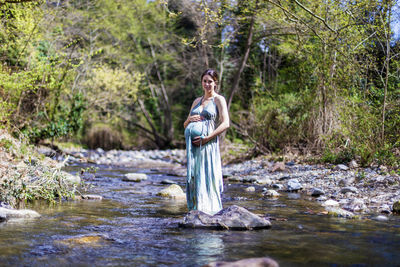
{"left": 214, "top": 94, "right": 227, "bottom": 105}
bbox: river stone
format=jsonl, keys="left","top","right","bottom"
{"left": 242, "top": 176, "right": 258, "bottom": 183}
{"left": 392, "top": 200, "right": 400, "bottom": 213}
{"left": 0, "top": 211, "right": 6, "bottom": 222}
{"left": 263, "top": 189, "right": 280, "bottom": 198}
{"left": 340, "top": 186, "right": 358, "bottom": 194}
{"left": 322, "top": 199, "right": 340, "bottom": 207}
{"left": 245, "top": 186, "right": 256, "bottom": 192}
{"left": 123, "top": 173, "right": 148, "bottom": 182}
{"left": 157, "top": 184, "right": 186, "bottom": 199}
{"left": 205, "top": 257, "right": 279, "bottom": 267}
{"left": 256, "top": 177, "right": 272, "bottom": 185}
{"left": 335, "top": 164, "right": 349, "bottom": 171}
{"left": 272, "top": 184, "right": 284, "bottom": 190}
{"left": 311, "top": 188, "right": 325, "bottom": 197}
{"left": 379, "top": 204, "right": 391, "bottom": 214}
{"left": 0, "top": 207, "right": 40, "bottom": 219}
{"left": 81, "top": 194, "right": 103, "bottom": 200}
{"left": 57, "top": 234, "right": 107, "bottom": 247}
{"left": 287, "top": 179, "right": 302, "bottom": 192}
{"left": 325, "top": 207, "right": 357, "bottom": 219}
{"left": 180, "top": 205, "right": 271, "bottom": 230}
{"left": 161, "top": 179, "right": 176, "bottom": 185}
{"left": 343, "top": 198, "right": 367, "bottom": 212}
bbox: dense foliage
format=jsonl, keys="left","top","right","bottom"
{"left": 1, "top": 0, "right": 399, "bottom": 167}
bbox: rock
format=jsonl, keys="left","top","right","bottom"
{"left": 0, "top": 207, "right": 40, "bottom": 219}
{"left": 349, "top": 160, "right": 358, "bottom": 169}
{"left": 379, "top": 204, "right": 391, "bottom": 214}
{"left": 338, "top": 176, "right": 355, "bottom": 186}
{"left": 242, "top": 176, "right": 258, "bottom": 183}
{"left": 272, "top": 184, "right": 284, "bottom": 190}
{"left": 373, "top": 215, "right": 388, "bottom": 222}
{"left": 157, "top": 184, "right": 186, "bottom": 199}
{"left": 161, "top": 179, "right": 176, "bottom": 185}
{"left": 263, "top": 190, "right": 280, "bottom": 198}
{"left": 228, "top": 176, "right": 242, "bottom": 182}
{"left": 0, "top": 211, "right": 6, "bottom": 222}
{"left": 222, "top": 171, "right": 233, "bottom": 178}
{"left": 322, "top": 199, "right": 340, "bottom": 207}
{"left": 325, "top": 207, "right": 357, "bottom": 218}
{"left": 335, "top": 164, "right": 349, "bottom": 171}
{"left": 180, "top": 205, "right": 271, "bottom": 230}
{"left": 287, "top": 179, "right": 302, "bottom": 192}
{"left": 311, "top": 188, "right": 325, "bottom": 197}
{"left": 245, "top": 186, "right": 256, "bottom": 192}
{"left": 271, "top": 162, "right": 285, "bottom": 172}
{"left": 81, "top": 194, "right": 103, "bottom": 200}
{"left": 340, "top": 186, "right": 358, "bottom": 194}
{"left": 166, "top": 168, "right": 186, "bottom": 177}
{"left": 122, "top": 173, "right": 148, "bottom": 182}
{"left": 392, "top": 200, "right": 400, "bottom": 213}
{"left": 256, "top": 177, "right": 272, "bottom": 186}
{"left": 342, "top": 198, "right": 368, "bottom": 212}
{"left": 204, "top": 257, "right": 279, "bottom": 267}
{"left": 62, "top": 171, "right": 81, "bottom": 184}
{"left": 316, "top": 196, "right": 327, "bottom": 201}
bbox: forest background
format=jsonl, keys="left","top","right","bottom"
{"left": 1, "top": 0, "right": 399, "bottom": 168}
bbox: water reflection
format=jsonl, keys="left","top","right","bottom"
{"left": 188, "top": 232, "right": 224, "bottom": 265}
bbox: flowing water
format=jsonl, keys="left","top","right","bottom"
{"left": 1, "top": 162, "right": 400, "bottom": 266}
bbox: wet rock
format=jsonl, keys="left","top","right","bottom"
{"left": 316, "top": 196, "right": 327, "bottom": 201}
{"left": 256, "top": 177, "right": 272, "bottom": 186}
{"left": 0, "top": 207, "right": 40, "bottom": 219}
{"left": 271, "top": 162, "right": 285, "bottom": 172}
{"left": 373, "top": 215, "right": 389, "bottom": 222}
{"left": 204, "top": 257, "right": 279, "bottom": 267}
{"left": 272, "top": 184, "right": 284, "bottom": 190}
{"left": 228, "top": 176, "right": 242, "bottom": 182}
{"left": 392, "top": 200, "right": 400, "bottom": 213}
{"left": 311, "top": 188, "right": 325, "bottom": 197}
{"left": 122, "top": 173, "right": 148, "bottom": 182}
{"left": 245, "top": 186, "right": 256, "bottom": 192}
{"left": 263, "top": 189, "right": 280, "bottom": 198}
{"left": 157, "top": 184, "right": 186, "bottom": 199}
{"left": 161, "top": 179, "right": 176, "bottom": 185}
{"left": 287, "top": 179, "right": 302, "bottom": 192}
{"left": 287, "top": 193, "right": 300, "bottom": 199}
{"left": 180, "top": 205, "right": 271, "bottom": 230}
{"left": 379, "top": 204, "right": 392, "bottom": 214}
{"left": 325, "top": 207, "right": 357, "bottom": 218}
{"left": 223, "top": 171, "right": 233, "bottom": 178}
{"left": 322, "top": 199, "right": 339, "bottom": 207}
{"left": 0, "top": 211, "right": 6, "bottom": 222}
{"left": 340, "top": 187, "right": 358, "bottom": 194}
{"left": 81, "top": 194, "right": 103, "bottom": 200}
{"left": 242, "top": 176, "right": 258, "bottom": 183}
{"left": 349, "top": 160, "right": 358, "bottom": 169}
{"left": 343, "top": 198, "right": 368, "bottom": 212}
{"left": 335, "top": 164, "right": 349, "bottom": 171}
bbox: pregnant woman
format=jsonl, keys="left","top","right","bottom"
{"left": 183, "top": 69, "right": 230, "bottom": 215}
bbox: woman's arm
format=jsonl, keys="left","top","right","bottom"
{"left": 184, "top": 97, "right": 202, "bottom": 129}
{"left": 192, "top": 95, "right": 230, "bottom": 145}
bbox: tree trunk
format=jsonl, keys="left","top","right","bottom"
{"left": 227, "top": 0, "right": 259, "bottom": 110}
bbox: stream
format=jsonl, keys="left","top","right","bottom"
{"left": 0, "top": 161, "right": 400, "bottom": 266}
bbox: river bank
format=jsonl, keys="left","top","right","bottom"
{"left": 53, "top": 146, "right": 400, "bottom": 218}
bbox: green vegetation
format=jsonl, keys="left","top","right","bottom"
{"left": 0, "top": 0, "right": 399, "bottom": 168}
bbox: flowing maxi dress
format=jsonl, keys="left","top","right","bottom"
{"left": 184, "top": 97, "right": 223, "bottom": 215}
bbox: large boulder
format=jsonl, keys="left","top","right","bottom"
{"left": 205, "top": 257, "right": 279, "bottom": 267}
{"left": 180, "top": 205, "right": 271, "bottom": 230}
{"left": 0, "top": 207, "right": 40, "bottom": 219}
{"left": 157, "top": 184, "right": 186, "bottom": 199}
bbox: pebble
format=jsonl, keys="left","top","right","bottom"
{"left": 272, "top": 184, "right": 284, "bottom": 190}
{"left": 373, "top": 215, "right": 388, "bottom": 221}
{"left": 335, "top": 164, "right": 349, "bottom": 171}
{"left": 157, "top": 184, "right": 186, "bottom": 199}
{"left": 263, "top": 189, "right": 280, "bottom": 198}
{"left": 340, "top": 187, "right": 358, "bottom": 194}
{"left": 161, "top": 179, "right": 176, "bottom": 185}
{"left": 322, "top": 200, "right": 340, "bottom": 207}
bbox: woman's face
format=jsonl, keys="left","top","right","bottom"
{"left": 202, "top": 74, "right": 216, "bottom": 94}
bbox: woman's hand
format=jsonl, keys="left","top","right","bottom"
{"left": 184, "top": 115, "right": 203, "bottom": 128}
{"left": 192, "top": 136, "right": 211, "bottom": 146}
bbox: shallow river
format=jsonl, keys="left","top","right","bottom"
{"left": 1, "top": 162, "right": 400, "bottom": 266}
